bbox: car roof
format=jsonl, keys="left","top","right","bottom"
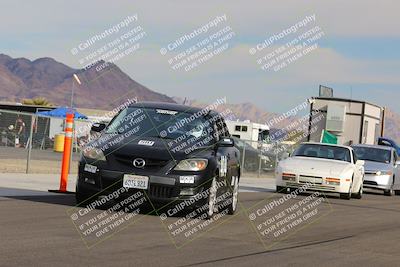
{"left": 128, "top": 101, "right": 219, "bottom": 116}
{"left": 352, "top": 144, "right": 394, "bottom": 151}
{"left": 300, "top": 142, "right": 352, "bottom": 149}
{"left": 378, "top": 137, "right": 397, "bottom": 143}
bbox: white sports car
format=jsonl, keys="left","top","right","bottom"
{"left": 276, "top": 142, "right": 365, "bottom": 200}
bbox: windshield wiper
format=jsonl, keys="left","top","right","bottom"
{"left": 154, "top": 134, "right": 174, "bottom": 140}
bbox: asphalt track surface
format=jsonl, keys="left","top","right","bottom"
{"left": 1, "top": 189, "right": 400, "bottom": 267}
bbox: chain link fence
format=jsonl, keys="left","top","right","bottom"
{"left": 233, "top": 138, "right": 296, "bottom": 178}
{"left": 0, "top": 109, "right": 87, "bottom": 174}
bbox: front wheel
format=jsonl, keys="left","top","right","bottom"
{"left": 276, "top": 186, "right": 289, "bottom": 194}
{"left": 352, "top": 184, "right": 363, "bottom": 199}
{"left": 76, "top": 188, "right": 92, "bottom": 207}
{"left": 205, "top": 178, "right": 218, "bottom": 219}
{"left": 228, "top": 176, "right": 239, "bottom": 215}
{"left": 340, "top": 180, "right": 353, "bottom": 200}
{"left": 340, "top": 192, "right": 351, "bottom": 200}
{"left": 384, "top": 187, "right": 394, "bottom": 196}
{"left": 384, "top": 177, "right": 395, "bottom": 196}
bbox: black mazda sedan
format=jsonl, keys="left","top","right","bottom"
{"left": 76, "top": 102, "right": 241, "bottom": 217}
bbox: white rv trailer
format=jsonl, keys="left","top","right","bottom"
{"left": 226, "top": 120, "right": 270, "bottom": 149}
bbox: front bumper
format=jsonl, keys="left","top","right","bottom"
{"left": 363, "top": 174, "right": 392, "bottom": 190}
{"left": 276, "top": 173, "right": 351, "bottom": 194}
{"left": 77, "top": 161, "right": 212, "bottom": 207}
{"left": 279, "top": 182, "right": 349, "bottom": 193}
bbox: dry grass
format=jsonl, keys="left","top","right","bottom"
{"left": 0, "top": 159, "right": 78, "bottom": 174}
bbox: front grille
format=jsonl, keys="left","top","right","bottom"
{"left": 286, "top": 182, "right": 335, "bottom": 191}
{"left": 114, "top": 155, "right": 170, "bottom": 169}
{"left": 149, "top": 184, "right": 174, "bottom": 198}
{"left": 364, "top": 180, "right": 378, "bottom": 186}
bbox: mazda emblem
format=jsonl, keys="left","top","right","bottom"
{"left": 133, "top": 158, "right": 146, "bottom": 168}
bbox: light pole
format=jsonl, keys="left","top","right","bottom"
{"left": 71, "top": 73, "right": 82, "bottom": 109}
{"left": 69, "top": 74, "right": 81, "bottom": 174}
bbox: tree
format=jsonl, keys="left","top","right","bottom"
{"left": 22, "top": 97, "right": 53, "bottom": 107}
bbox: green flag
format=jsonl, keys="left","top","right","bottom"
{"left": 321, "top": 130, "right": 338, "bottom": 144}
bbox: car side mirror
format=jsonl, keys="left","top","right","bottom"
{"left": 91, "top": 123, "right": 106, "bottom": 132}
{"left": 356, "top": 160, "right": 365, "bottom": 166}
{"left": 217, "top": 138, "right": 235, "bottom": 147}
{"left": 396, "top": 160, "right": 400, "bottom": 166}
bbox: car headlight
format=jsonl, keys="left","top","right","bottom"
{"left": 282, "top": 172, "right": 296, "bottom": 181}
{"left": 376, "top": 170, "right": 392, "bottom": 176}
{"left": 326, "top": 177, "right": 341, "bottom": 185}
{"left": 82, "top": 147, "right": 106, "bottom": 161}
{"left": 174, "top": 159, "right": 208, "bottom": 171}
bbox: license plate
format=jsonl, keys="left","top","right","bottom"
{"left": 299, "top": 176, "right": 322, "bottom": 184}
{"left": 84, "top": 164, "right": 97, "bottom": 174}
{"left": 123, "top": 175, "right": 149, "bottom": 189}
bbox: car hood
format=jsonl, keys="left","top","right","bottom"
{"left": 279, "top": 156, "right": 352, "bottom": 176}
{"left": 363, "top": 161, "right": 392, "bottom": 172}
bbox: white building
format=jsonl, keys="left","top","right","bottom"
{"left": 307, "top": 97, "right": 384, "bottom": 145}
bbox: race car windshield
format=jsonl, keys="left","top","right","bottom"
{"left": 353, "top": 147, "right": 391, "bottom": 164}
{"left": 293, "top": 144, "right": 351, "bottom": 163}
{"left": 105, "top": 107, "right": 216, "bottom": 144}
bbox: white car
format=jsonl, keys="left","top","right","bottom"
{"left": 276, "top": 142, "right": 365, "bottom": 200}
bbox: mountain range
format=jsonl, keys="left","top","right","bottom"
{"left": 0, "top": 54, "right": 174, "bottom": 109}
{"left": 0, "top": 54, "right": 399, "bottom": 142}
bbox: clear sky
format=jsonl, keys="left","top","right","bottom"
{"left": 1, "top": 0, "right": 399, "bottom": 113}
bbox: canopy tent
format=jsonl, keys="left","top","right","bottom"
{"left": 36, "top": 107, "right": 88, "bottom": 119}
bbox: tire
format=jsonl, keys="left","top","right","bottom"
{"left": 75, "top": 188, "right": 92, "bottom": 207}
{"left": 384, "top": 187, "right": 394, "bottom": 196}
{"left": 205, "top": 178, "right": 218, "bottom": 219}
{"left": 395, "top": 190, "right": 400, "bottom": 196}
{"left": 352, "top": 184, "right": 363, "bottom": 199}
{"left": 276, "top": 186, "right": 288, "bottom": 194}
{"left": 340, "top": 193, "right": 351, "bottom": 200}
{"left": 340, "top": 179, "right": 353, "bottom": 200}
{"left": 384, "top": 178, "right": 395, "bottom": 196}
{"left": 228, "top": 176, "right": 239, "bottom": 215}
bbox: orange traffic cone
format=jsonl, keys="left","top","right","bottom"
{"left": 49, "top": 113, "right": 75, "bottom": 194}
